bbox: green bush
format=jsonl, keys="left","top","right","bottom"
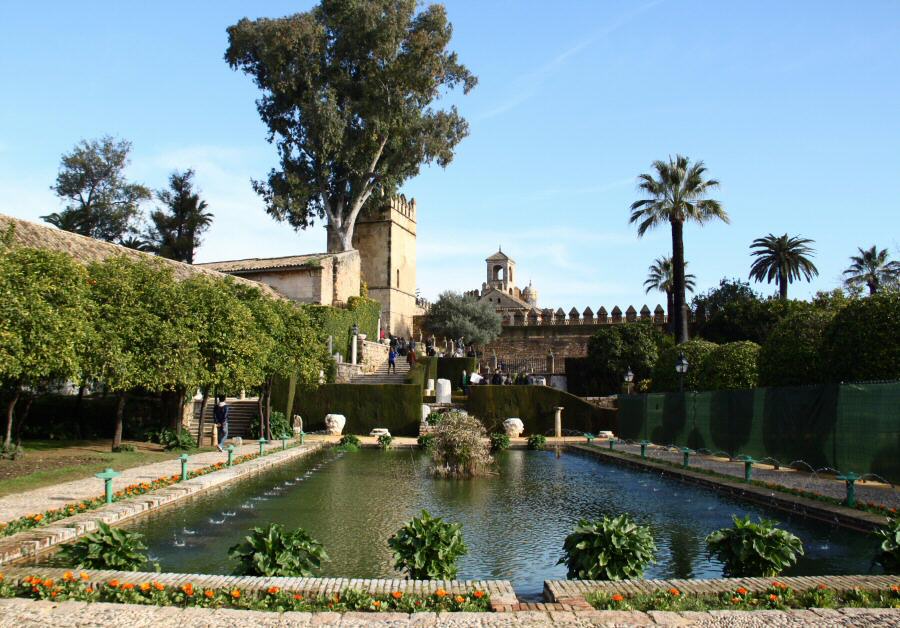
{"left": 293, "top": 383, "right": 421, "bottom": 436}
{"left": 337, "top": 433, "right": 361, "bottom": 452}
{"left": 527, "top": 433, "right": 546, "bottom": 450}
{"left": 705, "top": 515, "right": 804, "bottom": 577}
{"left": 758, "top": 309, "right": 835, "bottom": 386}
{"left": 152, "top": 427, "right": 197, "bottom": 451}
{"left": 651, "top": 339, "right": 717, "bottom": 392}
{"left": 822, "top": 291, "right": 900, "bottom": 382}
{"left": 56, "top": 522, "right": 149, "bottom": 571}
{"left": 425, "top": 411, "right": 444, "bottom": 425}
{"left": 429, "top": 411, "right": 493, "bottom": 477}
{"left": 582, "top": 323, "right": 671, "bottom": 395}
{"left": 112, "top": 443, "right": 136, "bottom": 453}
{"left": 229, "top": 523, "right": 328, "bottom": 577}
{"left": 417, "top": 433, "right": 434, "bottom": 449}
{"left": 698, "top": 341, "right": 761, "bottom": 391}
{"left": 388, "top": 510, "right": 468, "bottom": 580}
{"left": 558, "top": 515, "right": 656, "bottom": 580}
{"left": 876, "top": 518, "right": 900, "bottom": 574}
{"left": 489, "top": 432, "right": 510, "bottom": 451}
{"left": 377, "top": 433, "right": 393, "bottom": 449}
{"left": 248, "top": 411, "right": 290, "bottom": 439}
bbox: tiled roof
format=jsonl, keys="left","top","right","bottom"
{"left": 485, "top": 250, "right": 510, "bottom": 262}
{"left": 0, "top": 213, "right": 283, "bottom": 299}
{"left": 196, "top": 254, "right": 323, "bottom": 273}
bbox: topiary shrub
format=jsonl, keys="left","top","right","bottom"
{"left": 388, "top": 510, "right": 468, "bottom": 580}
{"left": 151, "top": 427, "right": 197, "bottom": 451}
{"left": 56, "top": 522, "right": 149, "bottom": 571}
{"left": 527, "top": 433, "right": 547, "bottom": 450}
{"left": 758, "top": 309, "right": 835, "bottom": 387}
{"left": 584, "top": 323, "right": 671, "bottom": 395}
{"left": 698, "top": 341, "right": 761, "bottom": 391}
{"left": 558, "top": 515, "right": 656, "bottom": 580}
{"left": 377, "top": 433, "right": 393, "bottom": 449}
{"left": 651, "top": 339, "right": 717, "bottom": 392}
{"left": 337, "top": 433, "right": 360, "bottom": 452}
{"left": 429, "top": 411, "right": 493, "bottom": 477}
{"left": 229, "top": 523, "right": 328, "bottom": 577}
{"left": 876, "top": 518, "right": 900, "bottom": 574}
{"left": 821, "top": 290, "right": 900, "bottom": 382}
{"left": 489, "top": 432, "right": 510, "bottom": 452}
{"left": 705, "top": 515, "right": 804, "bottom": 577}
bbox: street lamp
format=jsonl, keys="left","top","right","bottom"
{"left": 623, "top": 367, "right": 634, "bottom": 394}
{"left": 352, "top": 323, "right": 359, "bottom": 337}
{"left": 675, "top": 352, "right": 689, "bottom": 392}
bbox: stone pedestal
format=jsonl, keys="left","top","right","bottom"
{"left": 554, "top": 406, "right": 564, "bottom": 438}
{"left": 435, "top": 379, "right": 452, "bottom": 404}
{"left": 351, "top": 334, "right": 358, "bottom": 365}
{"left": 426, "top": 378, "right": 435, "bottom": 394}
{"left": 421, "top": 404, "right": 431, "bottom": 421}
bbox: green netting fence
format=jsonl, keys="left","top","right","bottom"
{"left": 618, "top": 381, "right": 900, "bottom": 482}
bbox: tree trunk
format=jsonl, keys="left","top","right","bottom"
{"left": 4, "top": 387, "right": 20, "bottom": 450}
{"left": 14, "top": 394, "right": 33, "bottom": 445}
{"left": 868, "top": 280, "right": 878, "bottom": 295}
{"left": 779, "top": 275, "right": 789, "bottom": 300}
{"left": 257, "top": 394, "right": 265, "bottom": 440}
{"left": 196, "top": 387, "right": 209, "bottom": 448}
{"left": 112, "top": 392, "right": 126, "bottom": 450}
{"left": 670, "top": 220, "right": 689, "bottom": 344}
{"left": 265, "top": 380, "right": 273, "bottom": 440}
{"left": 326, "top": 220, "right": 355, "bottom": 253}
{"left": 173, "top": 386, "right": 186, "bottom": 433}
{"left": 665, "top": 290, "right": 674, "bottom": 335}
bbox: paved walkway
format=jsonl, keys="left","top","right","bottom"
{"left": 592, "top": 440, "right": 900, "bottom": 510}
{"left": 0, "top": 599, "right": 898, "bottom": 626}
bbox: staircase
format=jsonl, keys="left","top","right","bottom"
{"left": 349, "top": 360, "right": 411, "bottom": 384}
{"left": 186, "top": 399, "right": 260, "bottom": 442}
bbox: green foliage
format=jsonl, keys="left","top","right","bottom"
{"left": 293, "top": 383, "right": 422, "bottom": 436}
{"left": 748, "top": 233, "right": 819, "bottom": 300}
{"left": 151, "top": 428, "right": 197, "bottom": 451}
{"left": 377, "top": 433, "right": 393, "bottom": 449}
{"left": 417, "top": 433, "right": 434, "bottom": 449}
{"left": 436, "top": 357, "right": 478, "bottom": 391}
{"left": 41, "top": 136, "right": 151, "bottom": 243}
{"left": 489, "top": 432, "right": 510, "bottom": 451}
{"left": 111, "top": 443, "right": 136, "bottom": 452}
{"left": 340, "top": 434, "right": 361, "bottom": 447}
{"left": 527, "top": 433, "right": 546, "bottom": 450}
{"left": 425, "top": 411, "right": 444, "bottom": 425}
{"left": 558, "top": 515, "right": 656, "bottom": 581}
{"left": 56, "top": 522, "right": 149, "bottom": 571}
{"left": 229, "top": 523, "right": 328, "bottom": 577}
{"left": 304, "top": 297, "right": 380, "bottom": 360}
{"left": 876, "top": 518, "right": 900, "bottom": 574}
{"left": 844, "top": 245, "right": 900, "bottom": 295}
{"left": 698, "top": 341, "right": 761, "bottom": 391}
{"left": 585, "top": 323, "right": 669, "bottom": 394}
{"left": 429, "top": 411, "right": 493, "bottom": 477}
{"left": 425, "top": 292, "right": 502, "bottom": 346}
{"left": 147, "top": 169, "right": 213, "bottom": 263}
{"left": 822, "top": 290, "right": 900, "bottom": 382}
{"left": 705, "top": 515, "right": 804, "bottom": 577}
{"left": 248, "top": 411, "right": 291, "bottom": 440}
{"left": 388, "top": 510, "right": 468, "bottom": 580}
{"left": 225, "top": 2, "right": 476, "bottom": 251}
{"left": 651, "top": 339, "right": 717, "bottom": 392}
{"left": 758, "top": 309, "right": 836, "bottom": 386}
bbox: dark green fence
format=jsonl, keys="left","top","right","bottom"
{"left": 618, "top": 381, "right": 900, "bottom": 481}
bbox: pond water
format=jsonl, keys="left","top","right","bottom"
{"left": 134, "top": 447, "right": 879, "bottom": 598}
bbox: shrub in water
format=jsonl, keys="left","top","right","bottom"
{"left": 490, "top": 432, "right": 510, "bottom": 452}
{"left": 229, "top": 523, "right": 328, "bottom": 577}
{"left": 527, "top": 433, "right": 546, "bottom": 450}
{"left": 705, "top": 515, "right": 804, "bottom": 577}
{"left": 378, "top": 433, "right": 393, "bottom": 449}
{"left": 417, "top": 433, "right": 434, "bottom": 449}
{"left": 429, "top": 411, "right": 493, "bottom": 477}
{"left": 559, "top": 515, "right": 656, "bottom": 580}
{"left": 876, "top": 518, "right": 900, "bottom": 574}
{"left": 337, "top": 434, "right": 361, "bottom": 452}
{"left": 56, "top": 521, "right": 148, "bottom": 571}
{"left": 388, "top": 510, "right": 468, "bottom": 580}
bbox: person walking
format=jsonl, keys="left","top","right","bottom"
{"left": 214, "top": 395, "right": 229, "bottom": 452}
{"left": 388, "top": 347, "right": 397, "bottom": 374}
{"left": 407, "top": 348, "right": 418, "bottom": 368}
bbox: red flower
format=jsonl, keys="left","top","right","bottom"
{"left": 611, "top": 594, "right": 624, "bottom": 602}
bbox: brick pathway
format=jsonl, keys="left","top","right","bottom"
{"left": 0, "top": 599, "right": 898, "bottom": 626}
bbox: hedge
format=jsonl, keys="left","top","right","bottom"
{"left": 822, "top": 291, "right": 900, "bottom": 382}
{"left": 404, "top": 363, "right": 427, "bottom": 391}
{"left": 420, "top": 355, "right": 438, "bottom": 383}
{"left": 292, "top": 383, "right": 422, "bottom": 436}
{"left": 466, "top": 385, "right": 615, "bottom": 436}
{"left": 304, "top": 296, "right": 381, "bottom": 360}
{"left": 20, "top": 393, "right": 168, "bottom": 440}
{"left": 651, "top": 339, "right": 717, "bottom": 392}
{"left": 758, "top": 309, "right": 835, "bottom": 386}
{"left": 436, "top": 357, "right": 478, "bottom": 391}
{"left": 698, "top": 341, "right": 761, "bottom": 391}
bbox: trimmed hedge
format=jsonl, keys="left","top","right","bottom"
{"left": 699, "top": 341, "right": 761, "bottom": 391}
{"left": 759, "top": 309, "right": 835, "bottom": 386}
{"left": 420, "top": 355, "right": 438, "bottom": 383}
{"left": 651, "top": 339, "right": 717, "bottom": 392}
{"left": 822, "top": 291, "right": 900, "bottom": 382}
{"left": 466, "top": 385, "right": 615, "bottom": 436}
{"left": 292, "top": 383, "right": 422, "bottom": 436}
{"left": 20, "top": 393, "right": 168, "bottom": 440}
{"left": 404, "top": 363, "right": 427, "bottom": 391}
{"left": 436, "top": 357, "right": 478, "bottom": 391}
{"left": 304, "top": 296, "right": 381, "bottom": 360}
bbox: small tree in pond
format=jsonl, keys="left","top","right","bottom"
{"left": 388, "top": 510, "right": 468, "bottom": 580}
{"left": 425, "top": 291, "right": 501, "bottom": 347}
{"left": 429, "top": 411, "right": 493, "bottom": 477}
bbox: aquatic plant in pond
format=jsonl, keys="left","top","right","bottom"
{"left": 489, "top": 432, "right": 510, "bottom": 452}
{"left": 377, "top": 433, "right": 393, "bottom": 449}
{"left": 429, "top": 411, "right": 492, "bottom": 477}
{"left": 388, "top": 510, "right": 468, "bottom": 580}
{"left": 56, "top": 522, "right": 149, "bottom": 571}
{"left": 559, "top": 515, "right": 656, "bottom": 581}
{"left": 876, "top": 518, "right": 900, "bottom": 574}
{"left": 228, "top": 523, "right": 328, "bottom": 577}
{"left": 527, "top": 434, "right": 546, "bottom": 450}
{"left": 337, "top": 434, "right": 360, "bottom": 452}
{"left": 705, "top": 515, "right": 804, "bottom": 577}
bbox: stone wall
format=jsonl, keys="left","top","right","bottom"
{"left": 329, "top": 249, "right": 361, "bottom": 305}
{"left": 233, "top": 266, "right": 326, "bottom": 303}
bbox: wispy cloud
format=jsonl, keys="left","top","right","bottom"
{"left": 476, "top": 0, "right": 665, "bottom": 120}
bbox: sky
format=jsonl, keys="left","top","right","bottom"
{"left": 1, "top": 1, "right": 899, "bottom": 311}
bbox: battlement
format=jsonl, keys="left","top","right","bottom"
{"left": 498, "top": 304, "right": 676, "bottom": 326}
{"left": 388, "top": 193, "right": 416, "bottom": 221}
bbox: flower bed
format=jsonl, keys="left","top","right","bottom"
{"left": 0, "top": 571, "right": 490, "bottom": 612}
{"left": 0, "top": 446, "right": 296, "bottom": 539}
{"left": 588, "top": 582, "right": 900, "bottom": 612}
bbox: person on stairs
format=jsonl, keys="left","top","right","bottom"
{"left": 388, "top": 348, "right": 397, "bottom": 374}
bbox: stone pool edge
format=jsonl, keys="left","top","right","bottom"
{"left": 0, "top": 441, "right": 326, "bottom": 567}
{"left": 568, "top": 444, "right": 887, "bottom": 533}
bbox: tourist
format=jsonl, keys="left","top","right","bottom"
{"left": 491, "top": 371, "right": 502, "bottom": 386}
{"left": 388, "top": 347, "right": 397, "bottom": 374}
{"left": 407, "top": 347, "right": 417, "bottom": 368}
{"left": 214, "top": 395, "right": 229, "bottom": 452}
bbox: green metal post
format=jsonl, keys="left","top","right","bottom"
{"left": 179, "top": 454, "right": 189, "bottom": 481}
{"left": 226, "top": 445, "right": 235, "bottom": 467}
{"left": 95, "top": 468, "right": 120, "bottom": 504}
{"left": 299, "top": 431, "right": 305, "bottom": 445}
{"left": 258, "top": 437, "right": 268, "bottom": 456}
{"left": 281, "top": 436, "right": 287, "bottom": 450}
{"left": 608, "top": 438, "right": 616, "bottom": 451}
{"left": 838, "top": 472, "right": 860, "bottom": 507}
{"left": 737, "top": 455, "right": 756, "bottom": 483}
{"left": 640, "top": 440, "right": 650, "bottom": 460}
{"left": 681, "top": 448, "right": 690, "bottom": 468}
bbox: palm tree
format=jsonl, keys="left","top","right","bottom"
{"left": 843, "top": 245, "right": 900, "bottom": 295}
{"left": 630, "top": 155, "right": 728, "bottom": 343}
{"left": 644, "top": 256, "right": 696, "bottom": 333}
{"left": 748, "top": 233, "right": 818, "bottom": 300}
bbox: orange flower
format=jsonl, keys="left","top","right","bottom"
{"left": 63, "top": 571, "right": 74, "bottom": 582}
{"left": 373, "top": 600, "right": 381, "bottom": 608}
{"left": 769, "top": 594, "right": 778, "bottom": 601}
{"left": 893, "top": 584, "right": 900, "bottom": 593}
{"left": 817, "top": 584, "right": 828, "bottom": 591}
{"left": 205, "top": 590, "right": 214, "bottom": 599}
{"left": 611, "top": 594, "right": 624, "bottom": 602}
{"left": 22, "top": 576, "right": 33, "bottom": 584}
{"left": 435, "top": 588, "right": 447, "bottom": 598}
{"left": 140, "top": 583, "right": 151, "bottom": 592}
{"left": 86, "top": 587, "right": 94, "bottom": 594}
{"left": 455, "top": 595, "right": 465, "bottom": 604}
{"left": 231, "top": 589, "right": 241, "bottom": 599}
{"left": 267, "top": 586, "right": 280, "bottom": 595}
{"left": 731, "top": 597, "right": 740, "bottom": 604}
{"left": 736, "top": 587, "right": 748, "bottom": 595}
{"left": 294, "top": 594, "right": 303, "bottom": 600}
{"left": 33, "top": 514, "right": 44, "bottom": 522}
{"left": 473, "top": 590, "right": 485, "bottom": 599}
{"left": 43, "top": 579, "right": 54, "bottom": 588}
{"left": 109, "top": 579, "right": 120, "bottom": 588}
{"left": 669, "top": 588, "right": 680, "bottom": 596}
{"left": 50, "top": 590, "right": 58, "bottom": 598}
{"left": 153, "top": 581, "right": 165, "bottom": 591}
{"left": 392, "top": 591, "right": 403, "bottom": 599}
{"left": 122, "top": 583, "right": 134, "bottom": 590}
{"left": 80, "top": 572, "right": 89, "bottom": 581}
{"left": 181, "top": 583, "right": 194, "bottom": 596}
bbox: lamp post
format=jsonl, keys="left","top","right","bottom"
{"left": 95, "top": 468, "right": 120, "bottom": 504}
{"left": 624, "top": 367, "right": 634, "bottom": 395}
{"left": 675, "top": 352, "right": 689, "bottom": 393}
{"left": 179, "top": 453, "right": 190, "bottom": 481}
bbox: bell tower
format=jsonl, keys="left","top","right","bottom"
{"left": 485, "top": 248, "right": 515, "bottom": 294}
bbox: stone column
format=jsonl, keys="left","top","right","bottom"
{"left": 351, "top": 332, "right": 358, "bottom": 365}
{"left": 554, "top": 406, "right": 564, "bottom": 438}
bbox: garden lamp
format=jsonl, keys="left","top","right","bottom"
{"left": 624, "top": 367, "right": 634, "bottom": 383}
{"left": 352, "top": 323, "right": 359, "bottom": 336}
{"left": 675, "top": 352, "right": 688, "bottom": 392}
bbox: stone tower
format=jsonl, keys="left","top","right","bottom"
{"left": 486, "top": 249, "right": 516, "bottom": 294}
{"left": 352, "top": 195, "right": 417, "bottom": 337}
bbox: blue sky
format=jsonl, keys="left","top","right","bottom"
{"left": 1, "top": 1, "right": 898, "bottom": 310}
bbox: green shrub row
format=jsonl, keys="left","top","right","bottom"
{"left": 436, "top": 358, "right": 478, "bottom": 391}
{"left": 292, "top": 384, "right": 422, "bottom": 436}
